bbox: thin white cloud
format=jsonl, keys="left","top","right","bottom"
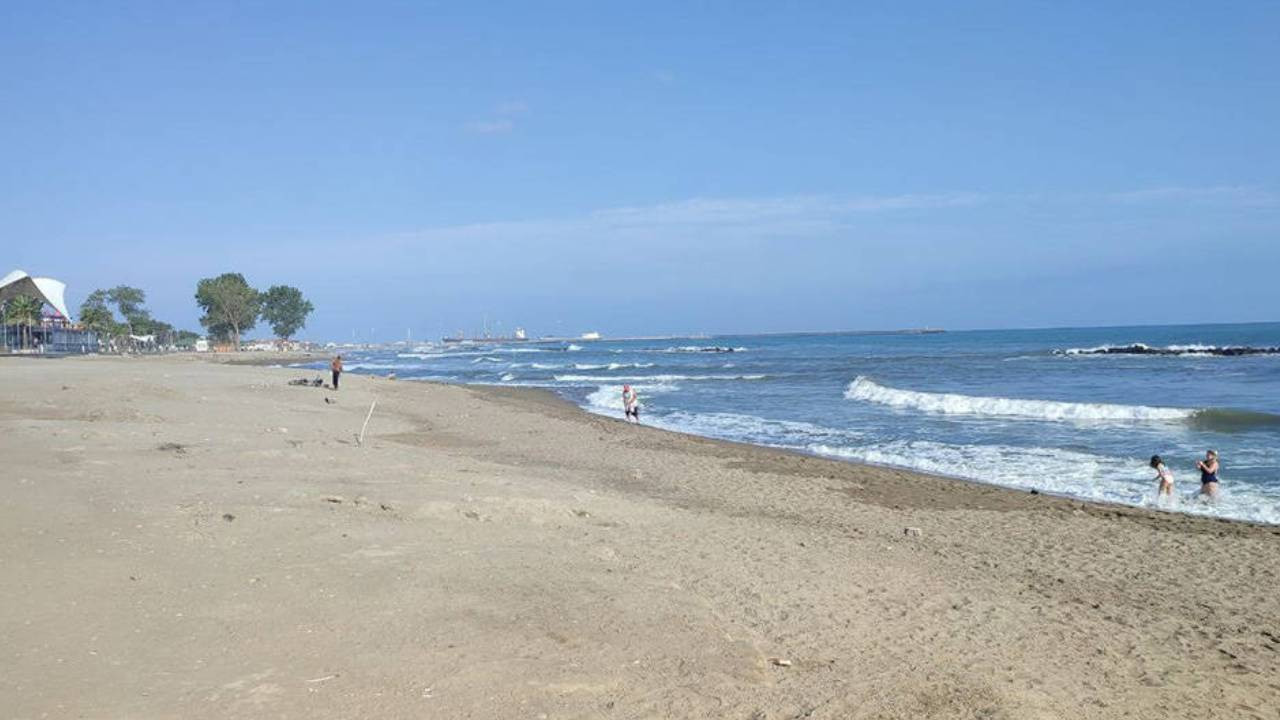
{"left": 379, "top": 185, "right": 1277, "bottom": 252}
{"left": 496, "top": 100, "right": 528, "bottom": 115}
{"left": 465, "top": 119, "right": 514, "bottom": 135}
{"left": 466, "top": 100, "right": 529, "bottom": 135}
{"left": 590, "top": 192, "right": 987, "bottom": 228}
{"left": 1108, "top": 185, "right": 1279, "bottom": 207}
{"left": 381, "top": 192, "right": 992, "bottom": 253}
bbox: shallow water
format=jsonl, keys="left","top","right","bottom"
{"left": 308, "top": 322, "right": 1280, "bottom": 524}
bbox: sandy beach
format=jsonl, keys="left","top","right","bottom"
{"left": 2, "top": 355, "right": 1278, "bottom": 719}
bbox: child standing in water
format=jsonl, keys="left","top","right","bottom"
{"left": 621, "top": 385, "right": 640, "bottom": 423}
{"left": 1149, "top": 455, "right": 1175, "bottom": 499}
{"left": 1196, "top": 449, "right": 1220, "bottom": 499}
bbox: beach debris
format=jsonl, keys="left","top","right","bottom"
{"left": 421, "top": 686, "right": 433, "bottom": 698}
{"left": 768, "top": 657, "right": 792, "bottom": 667}
{"left": 322, "top": 495, "right": 345, "bottom": 504}
{"left": 386, "top": 372, "right": 397, "bottom": 380}
{"left": 572, "top": 509, "right": 591, "bottom": 518}
{"left": 156, "top": 442, "right": 187, "bottom": 455}
{"left": 222, "top": 513, "right": 236, "bottom": 522}
{"left": 904, "top": 526, "right": 923, "bottom": 538}
{"left": 324, "top": 397, "right": 336, "bottom": 405}
{"left": 356, "top": 399, "right": 378, "bottom": 447}
{"left": 463, "top": 510, "right": 482, "bottom": 521}
{"left": 379, "top": 503, "right": 393, "bottom": 512}
{"left": 306, "top": 674, "right": 338, "bottom": 684}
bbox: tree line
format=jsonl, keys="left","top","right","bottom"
{"left": 78, "top": 286, "right": 199, "bottom": 350}
{"left": 71, "top": 274, "right": 313, "bottom": 352}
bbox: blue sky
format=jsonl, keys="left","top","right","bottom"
{"left": 3, "top": 1, "right": 1278, "bottom": 341}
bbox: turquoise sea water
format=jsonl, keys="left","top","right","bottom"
{"left": 305, "top": 322, "right": 1280, "bottom": 525}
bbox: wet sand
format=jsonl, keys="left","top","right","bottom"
{"left": 1, "top": 355, "right": 1277, "bottom": 719}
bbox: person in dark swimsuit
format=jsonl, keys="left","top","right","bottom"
{"left": 1196, "top": 449, "right": 1220, "bottom": 499}
{"left": 331, "top": 355, "right": 343, "bottom": 391}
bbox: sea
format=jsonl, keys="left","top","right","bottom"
{"left": 299, "top": 322, "right": 1280, "bottom": 525}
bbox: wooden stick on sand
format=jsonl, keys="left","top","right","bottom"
{"left": 356, "top": 399, "right": 377, "bottom": 447}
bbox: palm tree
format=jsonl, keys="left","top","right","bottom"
{"left": 6, "top": 294, "right": 44, "bottom": 351}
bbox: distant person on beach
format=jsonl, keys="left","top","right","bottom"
{"left": 622, "top": 385, "right": 640, "bottom": 423}
{"left": 1149, "top": 455, "right": 1175, "bottom": 498}
{"left": 331, "top": 355, "right": 343, "bottom": 391}
{"left": 1196, "top": 450, "right": 1220, "bottom": 498}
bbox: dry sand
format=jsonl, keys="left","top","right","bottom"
{"left": 2, "top": 355, "right": 1278, "bottom": 719}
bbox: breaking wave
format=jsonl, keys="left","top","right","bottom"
{"left": 1056, "top": 343, "right": 1280, "bottom": 357}
{"left": 844, "top": 376, "right": 1193, "bottom": 422}
{"left": 584, "top": 382, "right": 678, "bottom": 412}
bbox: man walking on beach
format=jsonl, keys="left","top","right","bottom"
{"left": 331, "top": 355, "right": 343, "bottom": 391}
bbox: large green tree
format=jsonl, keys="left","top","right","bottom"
{"left": 195, "top": 273, "right": 261, "bottom": 350}
{"left": 106, "top": 285, "right": 149, "bottom": 335}
{"left": 79, "top": 290, "right": 120, "bottom": 341}
{"left": 259, "top": 285, "right": 314, "bottom": 340}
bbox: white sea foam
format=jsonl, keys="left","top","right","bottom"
{"left": 557, "top": 373, "right": 766, "bottom": 383}
{"left": 1058, "top": 343, "right": 1280, "bottom": 357}
{"left": 500, "top": 372, "right": 516, "bottom": 382}
{"left": 575, "top": 393, "right": 1280, "bottom": 523}
{"left": 844, "top": 376, "right": 1192, "bottom": 422}
{"left": 345, "top": 362, "right": 429, "bottom": 371}
{"left": 584, "top": 382, "right": 678, "bottom": 412}
{"left": 531, "top": 362, "right": 563, "bottom": 370}
{"left": 567, "top": 344, "right": 583, "bottom": 351}
{"left": 573, "top": 362, "right": 656, "bottom": 370}
{"left": 808, "top": 439, "right": 1280, "bottom": 525}
{"left": 657, "top": 411, "right": 864, "bottom": 448}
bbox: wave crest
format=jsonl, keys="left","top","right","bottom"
{"left": 1057, "top": 343, "right": 1280, "bottom": 357}
{"left": 844, "top": 376, "right": 1193, "bottom": 422}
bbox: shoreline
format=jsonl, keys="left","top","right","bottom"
{"left": 502, "top": 383, "right": 1277, "bottom": 534}
{"left": 346, "top": 369, "right": 1279, "bottom": 532}
{"left": 3, "top": 355, "right": 1277, "bottom": 718}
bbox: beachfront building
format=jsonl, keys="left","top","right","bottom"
{"left": 1, "top": 269, "right": 99, "bottom": 354}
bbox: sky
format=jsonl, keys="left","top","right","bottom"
{"left": 2, "top": 1, "right": 1278, "bottom": 341}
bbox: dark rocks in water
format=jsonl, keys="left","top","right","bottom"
{"left": 1056, "top": 344, "right": 1280, "bottom": 357}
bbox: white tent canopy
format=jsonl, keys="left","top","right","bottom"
{"left": 0, "top": 269, "right": 72, "bottom": 320}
